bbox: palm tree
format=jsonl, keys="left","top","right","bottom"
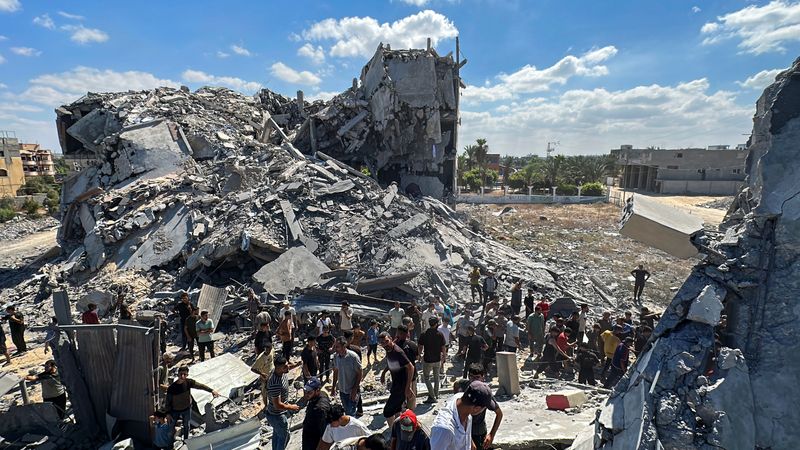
{"left": 542, "top": 154, "right": 566, "bottom": 187}
{"left": 501, "top": 154, "right": 515, "bottom": 187}
{"left": 462, "top": 144, "right": 478, "bottom": 171}
{"left": 474, "top": 138, "right": 489, "bottom": 187}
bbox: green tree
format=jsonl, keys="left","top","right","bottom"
{"left": 542, "top": 154, "right": 566, "bottom": 187}
{"left": 500, "top": 154, "right": 515, "bottom": 187}
{"left": 22, "top": 198, "right": 40, "bottom": 218}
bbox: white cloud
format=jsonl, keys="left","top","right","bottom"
{"left": 33, "top": 14, "right": 55, "bottom": 29}
{"left": 181, "top": 69, "right": 262, "bottom": 93}
{"left": 460, "top": 79, "right": 752, "bottom": 155}
{"left": 11, "top": 47, "right": 41, "bottom": 57}
{"left": 0, "top": 0, "right": 21, "bottom": 12}
{"left": 399, "top": 0, "right": 430, "bottom": 5}
{"left": 0, "top": 35, "right": 6, "bottom": 41}
{"left": 15, "top": 66, "right": 178, "bottom": 106}
{"left": 692, "top": 6, "right": 701, "bottom": 13}
{"left": 217, "top": 51, "right": 230, "bottom": 58}
{"left": 0, "top": 54, "right": 5, "bottom": 64}
{"left": 462, "top": 46, "right": 618, "bottom": 104}
{"left": 62, "top": 24, "right": 109, "bottom": 44}
{"left": 297, "top": 43, "right": 326, "bottom": 64}
{"left": 270, "top": 62, "right": 322, "bottom": 86}
{"left": 302, "top": 10, "right": 458, "bottom": 58}
{"left": 737, "top": 68, "right": 783, "bottom": 90}
{"left": 58, "top": 11, "right": 85, "bottom": 20}
{"left": 0, "top": 83, "right": 7, "bottom": 89}
{"left": 701, "top": 1, "right": 800, "bottom": 54}
{"left": 306, "top": 90, "right": 340, "bottom": 102}
{"left": 231, "top": 44, "right": 252, "bottom": 57}
{"left": 0, "top": 102, "right": 43, "bottom": 113}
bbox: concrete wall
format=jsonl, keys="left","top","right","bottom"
{"left": 0, "top": 138, "right": 26, "bottom": 197}
{"left": 659, "top": 180, "right": 744, "bottom": 195}
{"left": 612, "top": 147, "right": 748, "bottom": 170}
{"left": 457, "top": 194, "right": 606, "bottom": 205}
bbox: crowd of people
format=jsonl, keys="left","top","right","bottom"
{"left": 2, "top": 263, "right": 663, "bottom": 450}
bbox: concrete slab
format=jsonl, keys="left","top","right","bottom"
{"left": 619, "top": 194, "right": 704, "bottom": 259}
{"left": 116, "top": 205, "right": 192, "bottom": 270}
{"left": 188, "top": 354, "right": 259, "bottom": 413}
{"left": 546, "top": 390, "right": 588, "bottom": 410}
{"left": 252, "top": 246, "right": 329, "bottom": 296}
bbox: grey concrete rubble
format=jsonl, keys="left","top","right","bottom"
{"left": 572, "top": 58, "right": 800, "bottom": 450}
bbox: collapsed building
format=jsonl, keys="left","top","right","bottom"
{"left": 572, "top": 59, "right": 800, "bottom": 449}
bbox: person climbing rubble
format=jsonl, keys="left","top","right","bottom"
{"left": 173, "top": 293, "right": 192, "bottom": 351}
{"left": 25, "top": 360, "right": 68, "bottom": 419}
{"left": 468, "top": 266, "right": 483, "bottom": 304}
{"left": 165, "top": 366, "right": 219, "bottom": 441}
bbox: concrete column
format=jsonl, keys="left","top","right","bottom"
{"left": 480, "top": 186, "right": 485, "bottom": 196}
{"left": 496, "top": 352, "right": 520, "bottom": 395}
{"left": 637, "top": 166, "right": 647, "bottom": 190}
{"left": 528, "top": 186, "right": 532, "bottom": 196}
{"left": 19, "top": 380, "right": 29, "bottom": 405}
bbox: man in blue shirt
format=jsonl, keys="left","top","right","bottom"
{"left": 604, "top": 337, "right": 633, "bottom": 388}
{"left": 367, "top": 320, "right": 380, "bottom": 366}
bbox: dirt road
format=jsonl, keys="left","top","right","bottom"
{"left": 610, "top": 188, "right": 730, "bottom": 225}
{"left": 0, "top": 228, "right": 58, "bottom": 262}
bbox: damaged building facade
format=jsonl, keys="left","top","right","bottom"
{"left": 573, "top": 60, "right": 800, "bottom": 450}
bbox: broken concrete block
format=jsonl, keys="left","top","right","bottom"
{"left": 114, "top": 120, "right": 192, "bottom": 187}
{"left": 619, "top": 194, "right": 704, "bottom": 259}
{"left": 495, "top": 351, "right": 520, "bottom": 396}
{"left": 545, "top": 389, "right": 588, "bottom": 410}
{"left": 687, "top": 284, "right": 725, "bottom": 326}
{"left": 77, "top": 290, "right": 114, "bottom": 316}
{"left": 388, "top": 213, "right": 429, "bottom": 238}
{"left": 67, "top": 108, "right": 121, "bottom": 152}
{"left": 252, "top": 246, "right": 329, "bottom": 296}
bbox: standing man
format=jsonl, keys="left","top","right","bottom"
{"left": 578, "top": 304, "right": 589, "bottom": 344}
{"left": 0, "top": 319, "right": 11, "bottom": 365}
{"left": 173, "top": 293, "right": 192, "bottom": 350}
{"left": 503, "top": 315, "right": 522, "bottom": 353}
{"left": 24, "top": 360, "right": 67, "bottom": 419}
{"left": 455, "top": 314, "right": 474, "bottom": 357}
{"left": 184, "top": 307, "right": 200, "bottom": 361}
{"left": 429, "top": 382, "right": 493, "bottom": 450}
{"left": 317, "top": 326, "right": 335, "bottom": 384}
{"left": 5, "top": 306, "right": 26, "bottom": 354}
{"left": 468, "top": 266, "right": 483, "bottom": 304}
{"left": 254, "top": 306, "right": 271, "bottom": 331}
{"left": 301, "top": 377, "right": 331, "bottom": 450}
{"left": 407, "top": 300, "right": 422, "bottom": 340}
{"left": 301, "top": 336, "right": 319, "bottom": 382}
{"left": 389, "top": 302, "right": 405, "bottom": 337}
{"left": 250, "top": 341, "right": 275, "bottom": 408}
{"left": 600, "top": 326, "right": 622, "bottom": 379}
{"left": 246, "top": 289, "right": 260, "bottom": 326}
{"left": 523, "top": 288, "right": 536, "bottom": 319}
{"left": 340, "top": 301, "right": 354, "bottom": 335}
{"left": 482, "top": 273, "right": 498, "bottom": 314}
{"left": 604, "top": 337, "right": 633, "bottom": 388}
{"left": 379, "top": 332, "right": 415, "bottom": 429}
{"left": 254, "top": 322, "right": 272, "bottom": 355}
{"left": 394, "top": 325, "right": 419, "bottom": 410}
{"left": 332, "top": 336, "right": 362, "bottom": 416}
{"left": 277, "top": 310, "right": 294, "bottom": 362}
{"left": 317, "top": 311, "right": 332, "bottom": 336}
{"left": 460, "top": 325, "right": 488, "bottom": 379}
{"left": 453, "top": 366, "right": 504, "bottom": 450}
{"left": 196, "top": 310, "right": 215, "bottom": 361}
{"left": 526, "top": 306, "right": 545, "bottom": 357}
{"left": 165, "top": 367, "right": 219, "bottom": 440}
{"left": 598, "top": 311, "right": 613, "bottom": 333}
{"left": 82, "top": 303, "right": 100, "bottom": 324}
{"left": 419, "top": 317, "right": 446, "bottom": 404}
{"left": 420, "top": 303, "right": 438, "bottom": 334}
{"left": 535, "top": 298, "right": 550, "bottom": 321}
{"left": 265, "top": 356, "right": 300, "bottom": 450}
{"left": 509, "top": 280, "right": 523, "bottom": 317}
{"left": 367, "top": 320, "right": 380, "bottom": 366}
{"left": 631, "top": 264, "right": 651, "bottom": 302}
{"left": 279, "top": 300, "right": 298, "bottom": 328}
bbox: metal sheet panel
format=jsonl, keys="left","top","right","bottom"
{"left": 109, "top": 328, "right": 155, "bottom": 421}
{"left": 52, "top": 291, "right": 73, "bottom": 326}
{"left": 76, "top": 328, "right": 116, "bottom": 432}
{"left": 185, "top": 418, "right": 260, "bottom": 450}
{"left": 188, "top": 353, "right": 259, "bottom": 412}
{"left": 0, "top": 371, "right": 21, "bottom": 397}
{"left": 197, "top": 284, "right": 227, "bottom": 332}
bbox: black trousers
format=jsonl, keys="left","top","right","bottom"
{"left": 11, "top": 330, "right": 26, "bottom": 352}
{"left": 634, "top": 283, "right": 645, "bottom": 299}
{"left": 282, "top": 340, "right": 293, "bottom": 360}
{"left": 578, "top": 366, "right": 596, "bottom": 385}
{"left": 472, "top": 433, "right": 487, "bottom": 450}
{"left": 318, "top": 352, "right": 331, "bottom": 381}
{"left": 45, "top": 393, "right": 67, "bottom": 419}
{"left": 187, "top": 336, "right": 198, "bottom": 359}
{"left": 198, "top": 341, "right": 214, "bottom": 361}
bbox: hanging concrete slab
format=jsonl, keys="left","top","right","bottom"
{"left": 252, "top": 246, "right": 328, "bottom": 296}
{"left": 619, "top": 195, "right": 704, "bottom": 259}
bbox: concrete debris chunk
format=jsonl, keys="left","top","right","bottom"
{"left": 687, "top": 284, "right": 725, "bottom": 325}
{"left": 387, "top": 213, "right": 429, "bottom": 238}
{"left": 252, "top": 246, "right": 328, "bottom": 296}
{"left": 619, "top": 194, "right": 704, "bottom": 259}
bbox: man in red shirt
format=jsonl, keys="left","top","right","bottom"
{"left": 536, "top": 298, "right": 550, "bottom": 320}
{"left": 82, "top": 303, "right": 100, "bottom": 324}
{"left": 556, "top": 328, "right": 576, "bottom": 356}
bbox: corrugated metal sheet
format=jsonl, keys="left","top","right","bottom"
{"left": 109, "top": 328, "right": 155, "bottom": 421}
{"left": 76, "top": 328, "right": 116, "bottom": 433}
{"left": 197, "top": 284, "right": 227, "bottom": 332}
{"left": 291, "top": 288, "right": 403, "bottom": 319}
{"left": 188, "top": 353, "right": 258, "bottom": 412}
{"left": 0, "top": 371, "right": 21, "bottom": 397}
{"left": 52, "top": 291, "right": 73, "bottom": 325}
{"left": 185, "top": 418, "right": 260, "bottom": 450}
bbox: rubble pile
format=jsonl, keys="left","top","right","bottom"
{"left": 572, "top": 59, "right": 800, "bottom": 450}
{"left": 0, "top": 215, "right": 59, "bottom": 242}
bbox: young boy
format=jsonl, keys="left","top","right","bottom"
{"left": 149, "top": 410, "right": 175, "bottom": 450}
{"left": 575, "top": 342, "right": 601, "bottom": 386}
{"left": 366, "top": 320, "right": 380, "bottom": 365}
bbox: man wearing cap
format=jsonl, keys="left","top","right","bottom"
{"left": 279, "top": 300, "right": 298, "bottom": 328}
{"left": 604, "top": 337, "right": 633, "bottom": 388}
{"left": 340, "top": 301, "right": 354, "bottom": 335}
{"left": 302, "top": 377, "right": 331, "bottom": 450}
{"left": 266, "top": 356, "right": 301, "bottom": 450}
{"left": 319, "top": 404, "right": 371, "bottom": 450}
{"left": 24, "top": 360, "right": 68, "bottom": 419}
{"left": 430, "top": 382, "right": 494, "bottom": 450}
{"left": 419, "top": 317, "right": 447, "bottom": 403}
{"left": 379, "top": 331, "right": 415, "bottom": 429}
{"left": 391, "top": 409, "right": 431, "bottom": 450}
{"left": 332, "top": 336, "right": 362, "bottom": 416}
{"left": 165, "top": 366, "right": 219, "bottom": 440}
{"left": 453, "top": 365, "right": 504, "bottom": 450}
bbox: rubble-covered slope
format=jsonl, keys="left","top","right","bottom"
{"left": 54, "top": 85, "right": 554, "bottom": 302}
{"left": 572, "top": 59, "right": 800, "bottom": 450}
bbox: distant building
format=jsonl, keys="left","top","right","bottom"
{"left": 20, "top": 143, "right": 56, "bottom": 177}
{"left": 611, "top": 145, "right": 748, "bottom": 195}
{"left": 0, "top": 133, "right": 25, "bottom": 197}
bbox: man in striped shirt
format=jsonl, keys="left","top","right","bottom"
{"left": 265, "top": 356, "right": 300, "bottom": 450}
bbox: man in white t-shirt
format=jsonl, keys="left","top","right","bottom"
{"left": 430, "top": 382, "right": 493, "bottom": 450}
{"left": 319, "top": 404, "right": 370, "bottom": 450}
{"left": 438, "top": 317, "right": 452, "bottom": 346}
{"left": 279, "top": 300, "right": 297, "bottom": 327}
{"left": 388, "top": 301, "right": 405, "bottom": 336}
{"left": 340, "top": 301, "right": 354, "bottom": 333}
{"left": 317, "top": 311, "right": 332, "bottom": 336}
{"left": 421, "top": 302, "right": 438, "bottom": 333}
{"left": 503, "top": 315, "right": 522, "bottom": 353}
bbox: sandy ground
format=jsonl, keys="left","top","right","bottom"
{"left": 0, "top": 228, "right": 58, "bottom": 266}
{"left": 609, "top": 187, "right": 730, "bottom": 225}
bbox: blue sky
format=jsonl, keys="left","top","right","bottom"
{"left": 1, "top": 0, "right": 799, "bottom": 155}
